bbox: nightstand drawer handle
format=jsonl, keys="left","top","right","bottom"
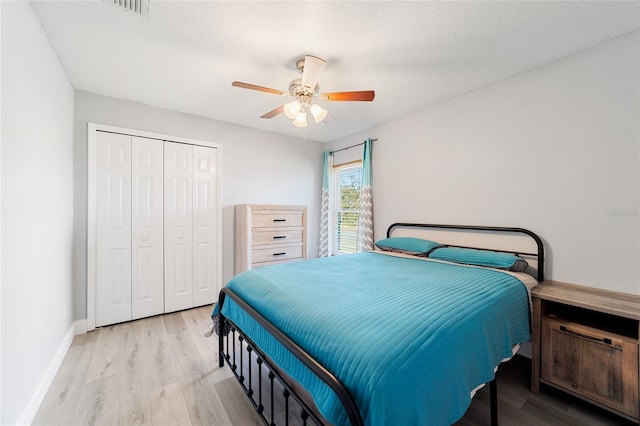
{"left": 273, "top": 252, "right": 286, "bottom": 256}
{"left": 273, "top": 236, "right": 287, "bottom": 239}
{"left": 273, "top": 219, "right": 286, "bottom": 222}
{"left": 559, "top": 325, "right": 612, "bottom": 345}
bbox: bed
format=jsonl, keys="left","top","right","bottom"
{"left": 215, "top": 223, "right": 544, "bottom": 426}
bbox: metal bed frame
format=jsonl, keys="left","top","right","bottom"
{"left": 217, "top": 223, "right": 545, "bottom": 426}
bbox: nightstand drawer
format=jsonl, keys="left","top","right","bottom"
{"left": 541, "top": 317, "right": 639, "bottom": 419}
{"left": 252, "top": 229, "right": 303, "bottom": 246}
{"left": 252, "top": 244, "right": 303, "bottom": 264}
{"left": 251, "top": 211, "right": 303, "bottom": 228}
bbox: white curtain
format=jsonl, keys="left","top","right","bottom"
{"left": 356, "top": 139, "right": 374, "bottom": 252}
{"left": 319, "top": 151, "right": 333, "bottom": 257}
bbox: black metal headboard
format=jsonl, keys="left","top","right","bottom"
{"left": 386, "top": 223, "right": 545, "bottom": 282}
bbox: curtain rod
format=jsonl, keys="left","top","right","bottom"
{"left": 329, "top": 139, "right": 377, "bottom": 155}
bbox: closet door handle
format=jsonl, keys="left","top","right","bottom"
{"left": 273, "top": 236, "right": 287, "bottom": 239}
{"left": 559, "top": 325, "right": 612, "bottom": 345}
{"left": 273, "top": 252, "right": 286, "bottom": 256}
{"left": 273, "top": 219, "right": 286, "bottom": 223}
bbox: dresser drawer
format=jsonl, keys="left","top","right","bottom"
{"left": 541, "top": 317, "right": 639, "bottom": 419}
{"left": 252, "top": 244, "right": 303, "bottom": 264}
{"left": 252, "top": 229, "right": 303, "bottom": 246}
{"left": 251, "top": 257, "right": 301, "bottom": 269}
{"left": 251, "top": 210, "right": 303, "bottom": 228}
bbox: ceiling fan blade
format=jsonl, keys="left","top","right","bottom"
{"left": 301, "top": 55, "right": 326, "bottom": 90}
{"left": 260, "top": 105, "right": 284, "bottom": 119}
{"left": 232, "top": 81, "right": 287, "bottom": 96}
{"left": 319, "top": 91, "right": 376, "bottom": 102}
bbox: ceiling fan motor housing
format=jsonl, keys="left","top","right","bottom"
{"left": 289, "top": 78, "right": 319, "bottom": 103}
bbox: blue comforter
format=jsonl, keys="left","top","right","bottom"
{"left": 220, "top": 252, "right": 531, "bottom": 425}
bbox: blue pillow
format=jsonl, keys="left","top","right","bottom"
{"left": 428, "top": 247, "right": 528, "bottom": 272}
{"left": 374, "top": 237, "right": 440, "bottom": 256}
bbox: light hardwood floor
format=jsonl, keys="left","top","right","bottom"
{"left": 33, "top": 305, "right": 635, "bottom": 426}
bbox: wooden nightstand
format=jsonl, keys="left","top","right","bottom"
{"left": 531, "top": 280, "right": 640, "bottom": 423}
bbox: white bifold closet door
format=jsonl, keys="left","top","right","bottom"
{"left": 164, "top": 142, "right": 219, "bottom": 313}
{"left": 191, "top": 145, "right": 220, "bottom": 307}
{"left": 95, "top": 132, "right": 164, "bottom": 326}
{"left": 93, "top": 127, "right": 220, "bottom": 328}
{"left": 131, "top": 137, "right": 164, "bottom": 320}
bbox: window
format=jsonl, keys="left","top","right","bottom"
{"left": 331, "top": 161, "right": 362, "bottom": 255}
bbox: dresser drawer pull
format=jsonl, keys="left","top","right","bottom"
{"left": 273, "top": 252, "right": 286, "bottom": 256}
{"left": 559, "top": 325, "right": 612, "bottom": 345}
{"left": 273, "top": 219, "right": 287, "bottom": 222}
{"left": 273, "top": 236, "right": 287, "bottom": 239}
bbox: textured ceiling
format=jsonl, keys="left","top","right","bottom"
{"left": 30, "top": 1, "right": 640, "bottom": 143}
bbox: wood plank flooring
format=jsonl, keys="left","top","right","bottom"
{"left": 33, "top": 305, "right": 636, "bottom": 426}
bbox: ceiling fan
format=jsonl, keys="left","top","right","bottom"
{"left": 232, "top": 55, "right": 375, "bottom": 128}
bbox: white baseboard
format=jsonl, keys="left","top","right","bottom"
{"left": 16, "top": 319, "right": 86, "bottom": 425}
{"left": 74, "top": 319, "right": 88, "bottom": 335}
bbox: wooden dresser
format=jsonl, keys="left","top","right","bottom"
{"left": 235, "top": 204, "right": 307, "bottom": 274}
{"left": 531, "top": 280, "right": 640, "bottom": 423}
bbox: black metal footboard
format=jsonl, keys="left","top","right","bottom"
{"left": 218, "top": 288, "right": 364, "bottom": 426}
{"left": 221, "top": 317, "right": 321, "bottom": 425}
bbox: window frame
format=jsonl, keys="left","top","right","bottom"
{"left": 330, "top": 159, "right": 363, "bottom": 256}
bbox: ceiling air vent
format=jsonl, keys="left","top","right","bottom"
{"left": 111, "top": 0, "right": 148, "bottom": 15}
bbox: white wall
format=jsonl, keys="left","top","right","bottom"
{"left": 330, "top": 31, "right": 640, "bottom": 295}
{"left": 1, "top": 2, "right": 75, "bottom": 424}
{"left": 74, "top": 91, "right": 324, "bottom": 320}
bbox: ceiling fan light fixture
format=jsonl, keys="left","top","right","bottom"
{"left": 293, "top": 111, "right": 308, "bottom": 128}
{"left": 283, "top": 100, "right": 301, "bottom": 119}
{"left": 309, "top": 104, "right": 328, "bottom": 123}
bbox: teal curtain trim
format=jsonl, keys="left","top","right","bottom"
{"left": 361, "top": 139, "right": 372, "bottom": 187}
{"left": 322, "top": 151, "right": 332, "bottom": 190}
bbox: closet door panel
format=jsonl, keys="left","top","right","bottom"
{"left": 96, "top": 132, "right": 132, "bottom": 326}
{"left": 164, "top": 142, "right": 193, "bottom": 313}
{"left": 193, "top": 146, "right": 220, "bottom": 305}
{"left": 131, "top": 137, "right": 164, "bottom": 320}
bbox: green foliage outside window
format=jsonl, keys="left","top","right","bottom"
{"left": 337, "top": 168, "right": 361, "bottom": 253}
